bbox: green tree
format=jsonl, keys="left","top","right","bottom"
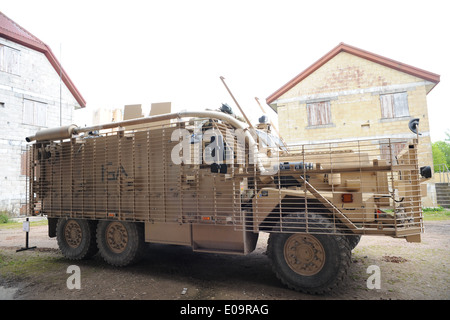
{"left": 433, "top": 143, "right": 447, "bottom": 171}
{"left": 432, "top": 138, "right": 450, "bottom": 171}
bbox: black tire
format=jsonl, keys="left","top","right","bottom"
{"left": 56, "top": 218, "right": 98, "bottom": 260}
{"left": 345, "top": 235, "right": 361, "bottom": 250}
{"left": 96, "top": 220, "right": 145, "bottom": 267}
{"left": 267, "top": 214, "right": 351, "bottom": 294}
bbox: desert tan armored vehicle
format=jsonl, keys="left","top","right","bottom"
{"left": 25, "top": 108, "right": 430, "bottom": 294}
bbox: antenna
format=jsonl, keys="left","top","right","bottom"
{"left": 219, "top": 76, "right": 254, "bottom": 131}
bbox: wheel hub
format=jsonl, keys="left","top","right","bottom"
{"left": 284, "top": 234, "right": 325, "bottom": 276}
{"left": 64, "top": 220, "right": 82, "bottom": 248}
{"left": 105, "top": 222, "right": 128, "bottom": 253}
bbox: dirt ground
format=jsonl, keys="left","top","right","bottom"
{"left": 1, "top": 219, "right": 449, "bottom": 301}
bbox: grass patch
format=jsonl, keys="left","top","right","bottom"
{"left": 422, "top": 207, "right": 450, "bottom": 221}
{"left": 0, "top": 249, "right": 63, "bottom": 279}
{"left": 0, "top": 218, "right": 48, "bottom": 230}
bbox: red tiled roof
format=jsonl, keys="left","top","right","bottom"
{"left": 266, "top": 42, "right": 440, "bottom": 105}
{"left": 0, "top": 11, "right": 86, "bottom": 107}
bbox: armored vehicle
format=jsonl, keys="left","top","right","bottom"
{"left": 25, "top": 108, "right": 429, "bottom": 294}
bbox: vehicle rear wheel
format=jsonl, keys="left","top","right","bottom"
{"left": 56, "top": 218, "right": 98, "bottom": 260}
{"left": 96, "top": 220, "right": 145, "bottom": 267}
{"left": 267, "top": 214, "right": 351, "bottom": 294}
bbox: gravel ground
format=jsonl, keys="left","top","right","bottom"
{"left": 1, "top": 218, "right": 449, "bottom": 301}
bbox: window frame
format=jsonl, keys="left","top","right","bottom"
{"left": 22, "top": 98, "right": 48, "bottom": 127}
{"left": 380, "top": 92, "right": 409, "bottom": 119}
{"left": 306, "top": 100, "right": 332, "bottom": 127}
{"left": 0, "top": 44, "right": 20, "bottom": 75}
{"left": 380, "top": 141, "right": 407, "bottom": 165}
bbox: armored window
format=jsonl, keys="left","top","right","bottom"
{"left": 23, "top": 99, "right": 47, "bottom": 127}
{"left": 306, "top": 101, "right": 331, "bottom": 126}
{"left": 0, "top": 44, "right": 20, "bottom": 75}
{"left": 380, "top": 92, "right": 409, "bottom": 119}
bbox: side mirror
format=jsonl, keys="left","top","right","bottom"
{"left": 420, "top": 166, "right": 432, "bottom": 179}
{"left": 408, "top": 118, "right": 421, "bottom": 135}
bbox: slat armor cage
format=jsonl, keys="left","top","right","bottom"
{"left": 27, "top": 111, "right": 424, "bottom": 242}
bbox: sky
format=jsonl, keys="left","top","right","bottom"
{"left": 2, "top": 0, "right": 450, "bottom": 141}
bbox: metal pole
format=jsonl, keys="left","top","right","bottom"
{"left": 16, "top": 218, "right": 37, "bottom": 252}
{"left": 219, "top": 76, "right": 255, "bottom": 131}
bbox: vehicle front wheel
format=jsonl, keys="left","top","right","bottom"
{"left": 345, "top": 235, "right": 361, "bottom": 250}
{"left": 267, "top": 231, "right": 351, "bottom": 294}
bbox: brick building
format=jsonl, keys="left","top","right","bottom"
{"left": 0, "top": 12, "right": 85, "bottom": 215}
{"left": 266, "top": 43, "right": 440, "bottom": 206}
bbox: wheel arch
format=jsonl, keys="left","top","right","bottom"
{"left": 256, "top": 195, "right": 331, "bottom": 232}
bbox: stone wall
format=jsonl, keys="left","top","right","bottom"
{"left": 274, "top": 52, "right": 435, "bottom": 206}
{"left": 0, "top": 37, "right": 80, "bottom": 215}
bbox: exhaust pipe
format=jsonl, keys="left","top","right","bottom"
{"left": 25, "top": 125, "right": 78, "bottom": 142}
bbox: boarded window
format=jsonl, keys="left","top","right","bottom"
{"left": 20, "top": 150, "right": 30, "bottom": 176}
{"left": 307, "top": 101, "right": 331, "bottom": 126}
{"left": 23, "top": 99, "right": 47, "bottom": 127}
{"left": 0, "top": 44, "right": 20, "bottom": 74}
{"left": 380, "top": 142, "right": 407, "bottom": 164}
{"left": 380, "top": 92, "right": 409, "bottom": 119}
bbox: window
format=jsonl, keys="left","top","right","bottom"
{"left": 20, "top": 150, "right": 30, "bottom": 176}
{"left": 380, "top": 142, "right": 407, "bottom": 164}
{"left": 307, "top": 101, "right": 331, "bottom": 126}
{"left": 0, "top": 44, "right": 20, "bottom": 75}
{"left": 23, "top": 99, "right": 47, "bottom": 127}
{"left": 380, "top": 92, "right": 409, "bottom": 119}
